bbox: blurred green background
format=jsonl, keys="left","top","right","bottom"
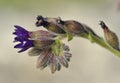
{"left": 1, "top": 0, "right": 120, "bottom": 83}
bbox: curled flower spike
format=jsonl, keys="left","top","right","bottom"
{"left": 13, "top": 25, "right": 33, "bottom": 53}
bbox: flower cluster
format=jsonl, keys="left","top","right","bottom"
{"left": 13, "top": 25, "right": 72, "bottom": 73}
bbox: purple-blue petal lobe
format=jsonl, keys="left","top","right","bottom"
{"left": 13, "top": 25, "right": 33, "bottom": 53}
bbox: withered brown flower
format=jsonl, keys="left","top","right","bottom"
{"left": 28, "top": 43, "right": 71, "bottom": 73}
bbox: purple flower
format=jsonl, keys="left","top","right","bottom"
{"left": 13, "top": 25, "right": 33, "bottom": 53}
{"left": 13, "top": 25, "right": 72, "bottom": 73}
{"left": 13, "top": 26, "right": 56, "bottom": 53}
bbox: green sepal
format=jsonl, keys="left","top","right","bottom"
{"left": 88, "top": 32, "right": 95, "bottom": 43}
{"left": 55, "top": 38, "right": 61, "bottom": 48}
{"left": 51, "top": 38, "right": 64, "bottom": 56}
{"left": 67, "top": 32, "right": 73, "bottom": 41}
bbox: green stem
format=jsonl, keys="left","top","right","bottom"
{"left": 54, "top": 32, "right": 120, "bottom": 58}
{"left": 80, "top": 33, "right": 120, "bottom": 58}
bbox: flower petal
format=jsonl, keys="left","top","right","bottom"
{"left": 50, "top": 55, "right": 57, "bottom": 74}
{"left": 14, "top": 37, "right": 23, "bottom": 42}
{"left": 14, "top": 43, "right": 23, "bottom": 48}
{"left": 14, "top": 25, "right": 27, "bottom": 32}
{"left": 18, "top": 47, "right": 30, "bottom": 53}
{"left": 64, "top": 52, "right": 72, "bottom": 57}
{"left": 64, "top": 52, "right": 72, "bottom": 61}
{"left": 54, "top": 56, "right": 61, "bottom": 71}
{"left": 36, "top": 49, "right": 50, "bottom": 68}
{"left": 13, "top": 25, "right": 33, "bottom": 53}
{"left": 39, "top": 50, "right": 52, "bottom": 70}
{"left": 28, "top": 48, "right": 42, "bottom": 56}
{"left": 14, "top": 25, "right": 29, "bottom": 38}
{"left": 62, "top": 44, "right": 70, "bottom": 52}
{"left": 29, "top": 30, "right": 57, "bottom": 38}
{"left": 23, "top": 40, "right": 33, "bottom": 48}
{"left": 32, "top": 37, "right": 55, "bottom": 49}
{"left": 58, "top": 56, "right": 68, "bottom": 68}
